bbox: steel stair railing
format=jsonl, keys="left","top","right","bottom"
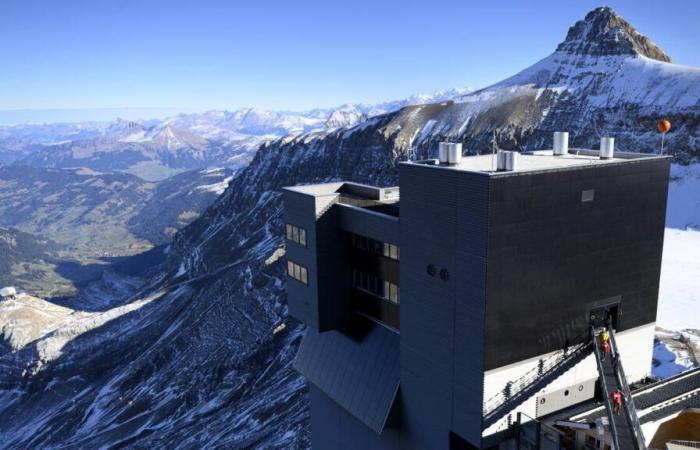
{"left": 482, "top": 338, "right": 592, "bottom": 429}
{"left": 591, "top": 326, "right": 622, "bottom": 450}
{"left": 608, "top": 326, "right": 647, "bottom": 450}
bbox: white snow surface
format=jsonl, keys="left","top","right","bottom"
{"left": 657, "top": 228, "right": 700, "bottom": 331}
{"left": 656, "top": 165, "right": 700, "bottom": 332}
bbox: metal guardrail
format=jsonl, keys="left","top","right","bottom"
{"left": 592, "top": 326, "right": 622, "bottom": 450}
{"left": 482, "top": 336, "right": 592, "bottom": 429}
{"left": 667, "top": 440, "right": 700, "bottom": 449}
{"left": 608, "top": 327, "right": 646, "bottom": 450}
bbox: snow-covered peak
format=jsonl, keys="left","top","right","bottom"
{"left": 556, "top": 6, "right": 671, "bottom": 62}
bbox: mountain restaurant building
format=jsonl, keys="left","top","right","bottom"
{"left": 283, "top": 138, "right": 677, "bottom": 449}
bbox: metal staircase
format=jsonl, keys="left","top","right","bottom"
{"left": 591, "top": 325, "right": 646, "bottom": 450}
{"left": 482, "top": 339, "right": 593, "bottom": 429}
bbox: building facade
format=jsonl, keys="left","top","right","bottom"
{"left": 283, "top": 145, "right": 670, "bottom": 449}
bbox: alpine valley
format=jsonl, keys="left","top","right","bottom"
{"left": 1, "top": 7, "right": 699, "bottom": 450}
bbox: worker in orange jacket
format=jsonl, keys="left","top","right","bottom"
{"left": 601, "top": 339, "right": 611, "bottom": 361}
{"left": 610, "top": 389, "right": 624, "bottom": 416}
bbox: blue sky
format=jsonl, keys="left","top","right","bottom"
{"left": 1, "top": 0, "right": 699, "bottom": 123}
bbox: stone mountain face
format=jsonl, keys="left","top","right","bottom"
{"left": 0, "top": 7, "right": 698, "bottom": 450}
{"left": 556, "top": 7, "right": 671, "bottom": 62}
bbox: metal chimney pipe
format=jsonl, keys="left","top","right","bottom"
{"left": 553, "top": 132, "right": 569, "bottom": 156}
{"left": 497, "top": 150, "right": 507, "bottom": 171}
{"left": 447, "top": 143, "right": 463, "bottom": 165}
{"left": 600, "top": 137, "right": 615, "bottom": 159}
{"left": 505, "top": 151, "right": 519, "bottom": 171}
{"left": 438, "top": 142, "right": 449, "bottom": 164}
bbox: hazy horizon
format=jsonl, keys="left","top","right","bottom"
{"left": 2, "top": 0, "right": 700, "bottom": 126}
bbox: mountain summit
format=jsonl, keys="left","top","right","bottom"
{"left": 557, "top": 7, "right": 671, "bottom": 62}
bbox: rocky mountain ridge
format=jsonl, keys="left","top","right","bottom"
{"left": 0, "top": 88, "right": 471, "bottom": 180}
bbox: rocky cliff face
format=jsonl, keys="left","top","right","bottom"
{"left": 556, "top": 7, "right": 671, "bottom": 62}
{"left": 0, "top": 7, "right": 698, "bottom": 450}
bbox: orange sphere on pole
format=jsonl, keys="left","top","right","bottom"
{"left": 657, "top": 119, "right": 671, "bottom": 133}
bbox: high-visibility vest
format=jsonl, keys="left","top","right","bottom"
{"left": 601, "top": 331, "right": 609, "bottom": 342}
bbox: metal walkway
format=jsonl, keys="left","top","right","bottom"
{"left": 591, "top": 326, "right": 646, "bottom": 450}
{"left": 483, "top": 339, "right": 593, "bottom": 430}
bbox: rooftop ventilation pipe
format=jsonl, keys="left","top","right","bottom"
{"left": 447, "top": 143, "right": 462, "bottom": 165}
{"left": 496, "top": 150, "right": 519, "bottom": 171}
{"left": 505, "top": 151, "right": 519, "bottom": 171}
{"left": 438, "top": 142, "right": 449, "bottom": 164}
{"left": 497, "top": 150, "right": 507, "bottom": 171}
{"left": 553, "top": 132, "right": 569, "bottom": 156}
{"left": 600, "top": 137, "right": 615, "bottom": 159}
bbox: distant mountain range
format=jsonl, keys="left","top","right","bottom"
{"left": 0, "top": 88, "right": 471, "bottom": 181}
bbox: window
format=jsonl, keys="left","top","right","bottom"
{"left": 352, "top": 233, "right": 399, "bottom": 261}
{"left": 287, "top": 260, "right": 308, "bottom": 285}
{"left": 352, "top": 268, "right": 399, "bottom": 304}
{"left": 285, "top": 224, "right": 307, "bottom": 247}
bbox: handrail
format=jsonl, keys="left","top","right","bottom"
{"left": 482, "top": 337, "right": 592, "bottom": 429}
{"left": 668, "top": 440, "right": 700, "bottom": 449}
{"left": 608, "top": 326, "right": 647, "bottom": 450}
{"left": 591, "top": 326, "right": 622, "bottom": 450}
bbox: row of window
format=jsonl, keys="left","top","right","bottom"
{"left": 351, "top": 234, "right": 400, "bottom": 261}
{"left": 285, "top": 224, "right": 307, "bottom": 247}
{"left": 287, "top": 260, "right": 308, "bottom": 285}
{"left": 352, "top": 268, "right": 399, "bottom": 304}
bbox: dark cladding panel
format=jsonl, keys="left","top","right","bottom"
{"left": 315, "top": 204, "right": 353, "bottom": 331}
{"left": 451, "top": 171, "right": 489, "bottom": 443}
{"left": 294, "top": 319, "right": 400, "bottom": 434}
{"left": 282, "top": 190, "right": 319, "bottom": 327}
{"left": 310, "top": 385, "right": 405, "bottom": 450}
{"left": 337, "top": 204, "right": 400, "bottom": 245}
{"left": 398, "top": 163, "right": 489, "bottom": 449}
{"left": 484, "top": 158, "right": 670, "bottom": 370}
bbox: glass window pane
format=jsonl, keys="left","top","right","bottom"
{"left": 287, "top": 260, "right": 293, "bottom": 276}
{"left": 383, "top": 242, "right": 390, "bottom": 257}
{"left": 292, "top": 227, "right": 299, "bottom": 243}
{"left": 286, "top": 224, "right": 293, "bottom": 240}
{"left": 294, "top": 263, "right": 301, "bottom": 280}
{"left": 300, "top": 267, "right": 307, "bottom": 284}
{"left": 384, "top": 281, "right": 389, "bottom": 299}
{"left": 390, "top": 284, "right": 398, "bottom": 303}
{"left": 299, "top": 228, "right": 306, "bottom": 246}
{"left": 390, "top": 245, "right": 398, "bottom": 260}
